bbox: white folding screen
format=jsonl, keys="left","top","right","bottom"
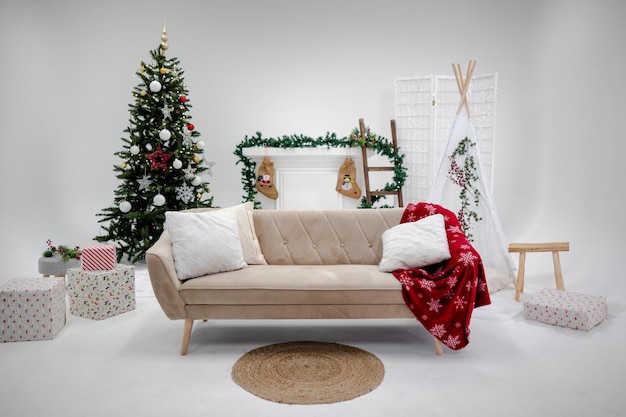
{"left": 394, "top": 73, "right": 498, "bottom": 203}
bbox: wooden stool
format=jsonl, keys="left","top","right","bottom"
{"left": 508, "top": 242, "right": 569, "bottom": 302}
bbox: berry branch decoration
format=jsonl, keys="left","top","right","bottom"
{"left": 447, "top": 137, "right": 482, "bottom": 241}
{"left": 234, "top": 129, "right": 406, "bottom": 209}
{"left": 42, "top": 239, "right": 82, "bottom": 262}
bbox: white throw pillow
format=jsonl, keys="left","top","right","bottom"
{"left": 379, "top": 213, "right": 451, "bottom": 272}
{"left": 165, "top": 210, "right": 247, "bottom": 280}
{"left": 218, "top": 202, "right": 266, "bottom": 265}
{"left": 183, "top": 202, "right": 266, "bottom": 265}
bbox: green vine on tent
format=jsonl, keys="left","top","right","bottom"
{"left": 234, "top": 129, "right": 406, "bottom": 209}
{"left": 447, "top": 137, "right": 482, "bottom": 241}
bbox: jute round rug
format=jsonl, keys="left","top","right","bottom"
{"left": 231, "top": 341, "right": 385, "bottom": 404}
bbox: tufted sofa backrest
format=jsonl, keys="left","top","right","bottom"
{"left": 253, "top": 208, "right": 404, "bottom": 265}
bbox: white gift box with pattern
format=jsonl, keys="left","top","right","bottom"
{"left": 1, "top": 277, "right": 66, "bottom": 342}
{"left": 67, "top": 264, "right": 135, "bottom": 320}
{"left": 523, "top": 288, "right": 608, "bottom": 330}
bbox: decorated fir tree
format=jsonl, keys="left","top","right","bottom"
{"left": 95, "top": 23, "right": 214, "bottom": 262}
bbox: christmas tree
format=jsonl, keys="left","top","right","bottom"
{"left": 95, "top": 23, "right": 214, "bottom": 262}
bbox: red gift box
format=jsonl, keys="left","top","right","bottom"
{"left": 81, "top": 245, "right": 116, "bottom": 271}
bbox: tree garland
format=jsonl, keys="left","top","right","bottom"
{"left": 234, "top": 129, "right": 407, "bottom": 209}
{"left": 447, "top": 137, "right": 482, "bottom": 241}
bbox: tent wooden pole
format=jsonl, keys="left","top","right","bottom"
{"left": 453, "top": 63, "right": 468, "bottom": 114}
{"left": 453, "top": 63, "right": 462, "bottom": 91}
{"left": 455, "top": 60, "right": 477, "bottom": 116}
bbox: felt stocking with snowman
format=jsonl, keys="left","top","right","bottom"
{"left": 336, "top": 157, "right": 362, "bottom": 199}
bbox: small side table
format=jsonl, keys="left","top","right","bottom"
{"left": 38, "top": 256, "right": 81, "bottom": 279}
{"left": 508, "top": 242, "right": 569, "bottom": 302}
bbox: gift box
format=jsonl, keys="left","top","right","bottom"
{"left": 81, "top": 245, "right": 116, "bottom": 271}
{"left": 1, "top": 277, "right": 66, "bottom": 342}
{"left": 67, "top": 264, "right": 135, "bottom": 320}
{"left": 523, "top": 288, "right": 608, "bottom": 330}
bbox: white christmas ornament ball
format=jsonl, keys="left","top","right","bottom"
{"left": 119, "top": 201, "right": 132, "bottom": 213}
{"left": 159, "top": 129, "right": 171, "bottom": 141}
{"left": 153, "top": 194, "right": 166, "bottom": 206}
{"left": 130, "top": 145, "right": 140, "bottom": 155}
{"left": 196, "top": 140, "right": 205, "bottom": 150}
{"left": 149, "top": 80, "right": 162, "bottom": 92}
{"left": 172, "top": 159, "right": 183, "bottom": 169}
{"left": 191, "top": 175, "right": 202, "bottom": 186}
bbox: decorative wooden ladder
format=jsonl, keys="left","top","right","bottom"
{"left": 358, "top": 118, "right": 404, "bottom": 207}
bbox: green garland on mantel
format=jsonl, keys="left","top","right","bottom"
{"left": 234, "top": 128, "right": 407, "bottom": 209}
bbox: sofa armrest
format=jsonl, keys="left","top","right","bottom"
{"left": 145, "top": 230, "right": 187, "bottom": 320}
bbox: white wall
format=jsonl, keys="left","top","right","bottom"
{"left": 1, "top": 0, "right": 624, "bottom": 295}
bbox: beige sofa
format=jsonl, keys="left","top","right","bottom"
{"left": 146, "top": 206, "right": 448, "bottom": 355}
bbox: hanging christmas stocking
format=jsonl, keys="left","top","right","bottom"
{"left": 336, "top": 157, "right": 362, "bottom": 199}
{"left": 256, "top": 156, "right": 278, "bottom": 200}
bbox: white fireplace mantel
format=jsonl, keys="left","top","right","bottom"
{"left": 242, "top": 147, "right": 369, "bottom": 210}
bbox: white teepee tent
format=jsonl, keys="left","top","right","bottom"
{"left": 428, "top": 61, "right": 515, "bottom": 292}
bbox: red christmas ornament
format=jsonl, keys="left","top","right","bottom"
{"left": 146, "top": 146, "right": 172, "bottom": 171}
{"left": 187, "top": 123, "right": 195, "bottom": 131}
{"left": 180, "top": 95, "right": 187, "bottom": 103}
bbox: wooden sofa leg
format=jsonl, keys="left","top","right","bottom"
{"left": 434, "top": 337, "right": 443, "bottom": 356}
{"left": 181, "top": 319, "right": 194, "bottom": 356}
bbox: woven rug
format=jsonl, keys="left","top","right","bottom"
{"left": 231, "top": 341, "right": 385, "bottom": 404}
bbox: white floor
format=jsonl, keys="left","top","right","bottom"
{"left": 1, "top": 265, "right": 625, "bottom": 417}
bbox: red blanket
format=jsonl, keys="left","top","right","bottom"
{"left": 392, "top": 202, "right": 491, "bottom": 350}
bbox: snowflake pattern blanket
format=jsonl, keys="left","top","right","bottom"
{"left": 392, "top": 202, "right": 491, "bottom": 350}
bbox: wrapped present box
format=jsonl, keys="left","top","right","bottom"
{"left": 1, "top": 277, "right": 66, "bottom": 342}
{"left": 68, "top": 264, "right": 135, "bottom": 320}
{"left": 523, "top": 288, "right": 608, "bottom": 330}
{"left": 81, "top": 245, "right": 116, "bottom": 271}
